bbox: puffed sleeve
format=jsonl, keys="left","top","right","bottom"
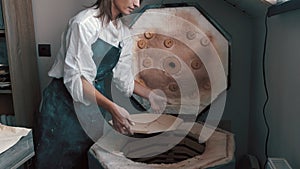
{"left": 63, "top": 21, "right": 97, "bottom": 105}
{"left": 112, "top": 30, "right": 135, "bottom": 97}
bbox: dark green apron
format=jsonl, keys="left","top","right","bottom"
{"left": 33, "top": 39, "right": 121, "bottom": 169}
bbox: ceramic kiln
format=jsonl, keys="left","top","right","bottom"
{"left": 88, "top": 2, "right": 233, "bottom": 169}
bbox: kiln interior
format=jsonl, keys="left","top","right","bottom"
{"left": 126, "top": 130, "right": 206, "bottom": 164}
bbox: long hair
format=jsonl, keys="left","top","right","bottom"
{"left": 91, "top": 0, "right": 113, "bottom": 24}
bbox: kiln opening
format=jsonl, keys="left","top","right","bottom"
{"left": 126, "top": 131, "right": 206, "bottom": 164}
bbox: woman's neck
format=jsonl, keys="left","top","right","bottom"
{"left": 111, "top": 2, "right": 120, "bottom": 21}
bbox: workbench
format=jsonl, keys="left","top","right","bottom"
{"left": 0, "top": 131, "right": 34, "bottom": 169}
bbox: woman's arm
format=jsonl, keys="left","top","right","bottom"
{"left": 133, "top": 80, "right": 167, "bottom": 114}
{"left": 81, "top": 77, "right": 133, "bottom": 135}
{"left": 133, "top": 80, "right": 151, "bottom": 100}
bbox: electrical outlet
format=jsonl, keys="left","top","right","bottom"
{"left": 38, "top": 44, "right": 51, "bottom": 57}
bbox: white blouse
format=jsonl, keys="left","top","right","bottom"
{"left": 48, "top": 8, "right": 135, "bottom": 105}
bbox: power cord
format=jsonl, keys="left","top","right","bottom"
{"left": 262, "top": 13, "right": 270, "bottom": 169}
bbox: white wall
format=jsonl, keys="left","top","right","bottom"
{"left": 32, "top": 0, "right": 94, "bottom": 91}
{"left": 250, "top": 9, "right": 300, "bottom": 168}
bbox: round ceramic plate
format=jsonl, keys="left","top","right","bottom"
{"left": 129, "top": 113, "right": 183, "bottom": 134}
{"left": 129, "top": 113, "right": 161, "bottom": 124}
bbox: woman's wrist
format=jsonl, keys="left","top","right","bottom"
{"left": 107, "top": 102, "right": 118, "bottom": 115}
{"left": 133, "top": 80, "right": 151, "bottom": 100}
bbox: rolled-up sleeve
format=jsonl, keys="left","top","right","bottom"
{"left": 63, "top": 21, "right": 97, "bottom": 105}
{"left": 112, "top": 34, "right": 135, "bottom": 97}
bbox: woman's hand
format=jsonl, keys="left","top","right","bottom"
{"left": 81, "top": 77, "right": 134, "bottom": 135}
{"left": 111, "top": 104, "right": 134, "bottom": 135}
{"left": 133, "top": 81, "right": 168, "bottom": 114}
{"left": 148, "top": 90, "right": 167, "bottom": 114}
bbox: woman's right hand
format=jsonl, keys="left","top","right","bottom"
{"left": 81, "top": 77, "right": 134, "bottom": 135}
{"left": 111, "top": 104, "right": 134, "bottom": 135}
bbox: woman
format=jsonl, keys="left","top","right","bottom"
{"left": 33, "top": 0, "right": 166, "bottom": 168}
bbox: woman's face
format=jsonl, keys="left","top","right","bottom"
{"left": 112, "top": 0, "right": 140, "bottom": 16}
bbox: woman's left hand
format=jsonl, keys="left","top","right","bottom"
{"left": 148, "top": 90, "right": 167, "bottom": 114}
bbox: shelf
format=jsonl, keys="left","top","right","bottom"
{"left": 268, "top": 0, "right": 300, "bottom": 17}
{"left": 0, "top": 30, "right": 4, "bottom": 34}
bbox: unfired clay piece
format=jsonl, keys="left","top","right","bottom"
{"left": 129, "top": 113, "right": 183, "bottom": 134}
